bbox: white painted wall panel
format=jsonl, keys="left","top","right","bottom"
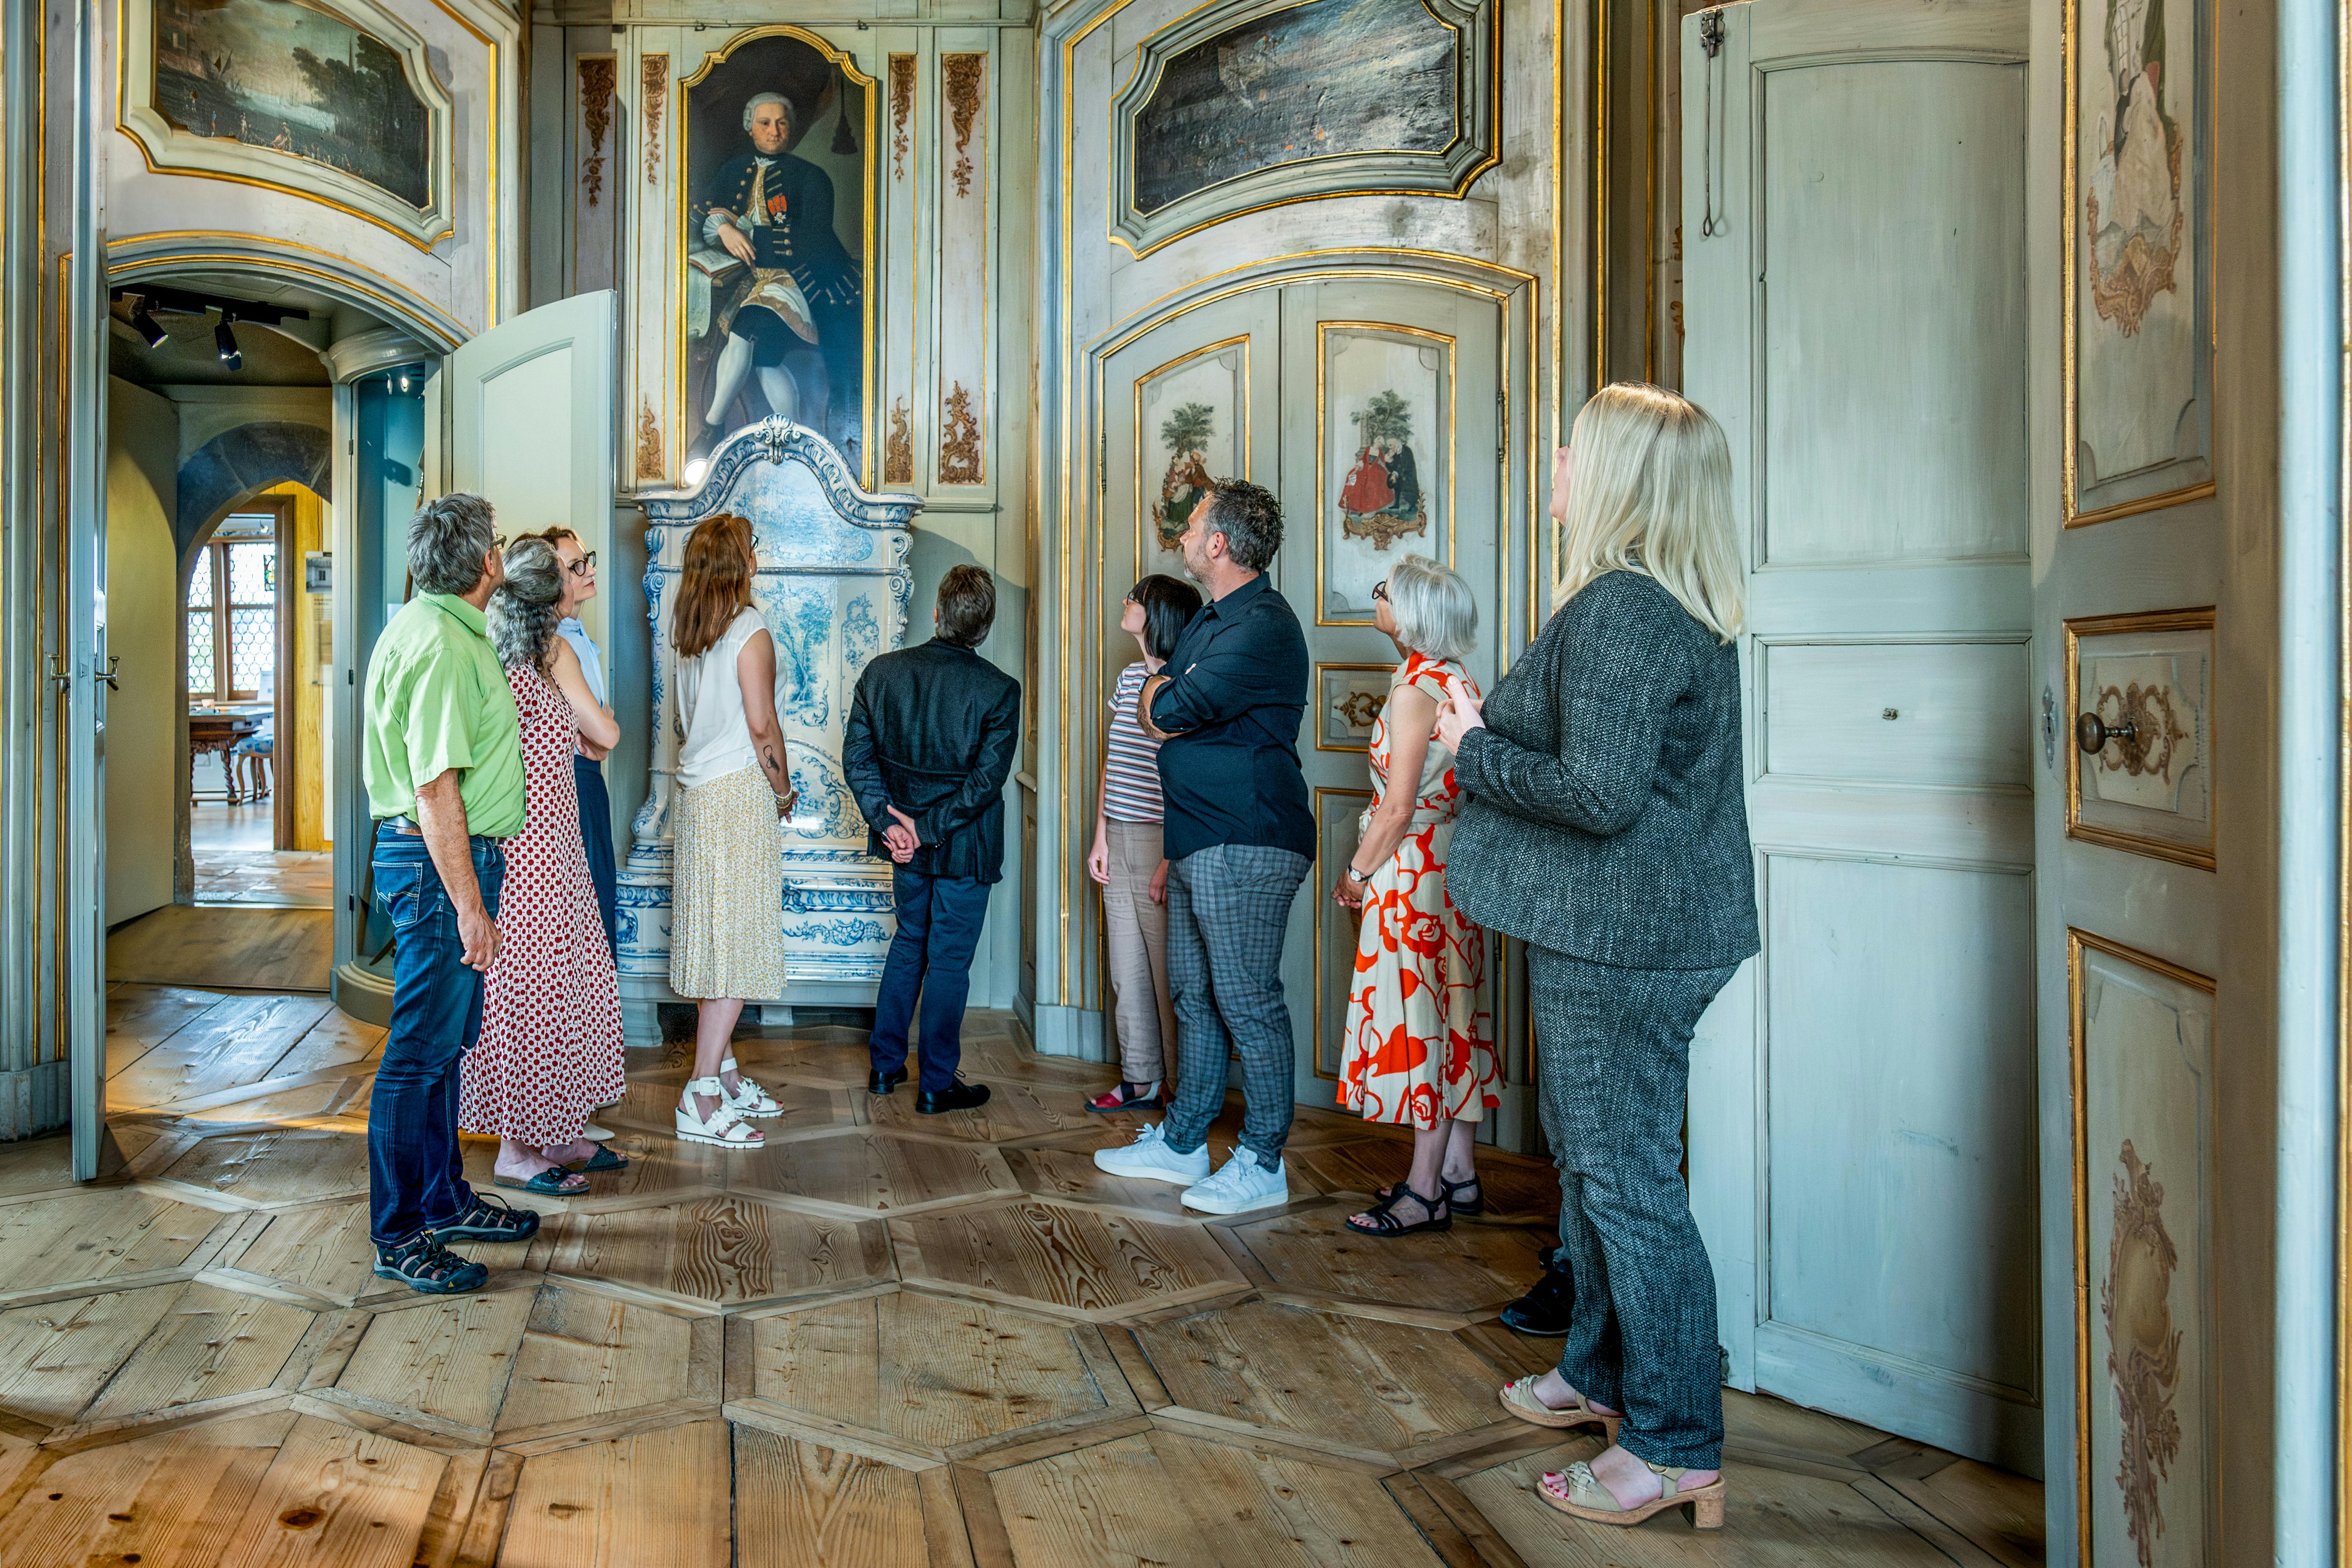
{"left": 1762, "top": 853, "right": 2039, "bottom": 1395}
{"left": 1762, "top": 638, "right": 2031, "bottom": 788}
{"left": 1760, "top": 61, "right": 2028, "bottom": 565}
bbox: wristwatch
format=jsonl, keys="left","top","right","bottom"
{"left": 1346, "top": 864, "right": 1371, "bottom": 886}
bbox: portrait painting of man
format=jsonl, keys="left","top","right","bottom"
{"left": 684, "top": 32, "right": 870, "bottom": 480}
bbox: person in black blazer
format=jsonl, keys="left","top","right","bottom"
{"left": 843, "top": 565, "right": 1021, "bottom": 1113}
{"left": 1438, "top": 385, "right": 1758, "bottom": 1533}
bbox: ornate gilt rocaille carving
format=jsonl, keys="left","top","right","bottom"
{"left": 938, "top": 382, "right": 982, "bottom": 484}
{"left": 579, "top": 57, "right": 617, "bottom": 208}
{"left": 890, "top": 55, "right": 916, "bottom": 183}
{"left": 637, "top": 399, "right": 664, "bottom": 484}
{"left": 2102, "top": 1140, "right": 2183, "bottom": 1568}
{"left": 885, "top": 398, "right": 914, "bottom": 485}
{"left": 943, "top": 54, "right": 984, "bottom": 199}
{"left": 642, "top": 54, "right": 669, "bottom": 186}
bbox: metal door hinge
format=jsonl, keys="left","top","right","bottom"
{"left": 2040, "top": 685, "right": 2058, "bottom": 768}
{"left": 1699, "top": 7, "right": 1725, "bottom": 55}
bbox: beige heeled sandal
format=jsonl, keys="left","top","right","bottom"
{"left": 1497, "top": 1376, "right": 1624, "bottom": 1443}
{"left": 1537, "top": 1458, "right": 1726, "bottom": 1529}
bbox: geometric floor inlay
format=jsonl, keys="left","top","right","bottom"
{"left": 20, "top": 980, "right": 2040, "bottom": 1565}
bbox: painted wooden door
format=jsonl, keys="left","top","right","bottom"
{"left": 446, "top": 290, "right": 619, "bottom": 842}
{"left": 1680, "top": 0, "right": 2040, "bottom": 1468}
{"left": 1098, "top": 291, "right": 1284, "bottom": 1071}
{"left": 1275, "top": 280, "right": 1504, "bottom": 1122}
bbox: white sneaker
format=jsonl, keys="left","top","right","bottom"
{"left": 1092, "top": 1122, "right": 1212, "bottom": 1184}
{"left": 1180, "top": 1152, "right": 1289, "bottom": 1215}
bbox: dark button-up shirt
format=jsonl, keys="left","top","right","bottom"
{"left": 1147, "top": 573, "right": 1314, "bottom": 861}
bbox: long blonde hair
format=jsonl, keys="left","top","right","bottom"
{"left": 1552, "top": 383, "right": 1745, "bottom": 643}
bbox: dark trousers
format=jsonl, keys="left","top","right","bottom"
{"left": 1159, "top": 843, "right": 1310, "bottom": 1168}
{"left": 370, "top": 824, "right": 505, "bottom": 1249}
{"left": 1529, "top": 944, "right": 1738, "bottom": 1470}
{"left": 869, "top": 868, "right": 992, "bottom": 1093}
{"left": 574, "top": 754, "right": 619, "bottom": 962}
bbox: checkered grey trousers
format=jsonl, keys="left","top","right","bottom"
{"left": 1159, "top": 843, "right": 1311, "bottom": 1168}
{"left": 1530, "top": 944, "right": 1739, "bottom": 1469}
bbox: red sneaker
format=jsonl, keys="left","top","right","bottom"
{"left": 1086, "top": 1081, "right": 1164, "bottom": 1113}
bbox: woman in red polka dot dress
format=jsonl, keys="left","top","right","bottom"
{"left": 462, "top": 537, "right": 628, "bottom": 1195}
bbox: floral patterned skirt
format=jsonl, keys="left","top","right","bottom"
{"left": 1338, "top": 817, "right": 1500, "bottom": 1128}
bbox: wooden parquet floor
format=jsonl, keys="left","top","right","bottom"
{"left": 0, "top": 985, "right": 2047, "bottom": 1567}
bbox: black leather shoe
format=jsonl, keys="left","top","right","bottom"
{"left": 916, "top": 1081, "right": 991, "bottom": 1115}
{"left": 1500, "top": 1246, "right": 1573, "bottom": 1336}
{"left": 868, "top": 1067, "right": 909, "bottom": 1096}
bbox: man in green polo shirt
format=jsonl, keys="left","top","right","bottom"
{"left": 360, "top": 492, "right": 541, "bottom": 1294}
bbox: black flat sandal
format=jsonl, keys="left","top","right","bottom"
{"left": 1344, "top": 1183, "right": 1452, "bottom": 1238}
{"left": 1377, "top": 1175, "right": 1484, "bottom": 1217}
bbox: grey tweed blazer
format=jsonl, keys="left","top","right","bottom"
{"left": 1446, "top": 570, "right": 1761, "bottom": 970}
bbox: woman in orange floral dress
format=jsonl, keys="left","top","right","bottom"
{"left": 1333, "top": 554, "right": 1499, "bottom": 1236}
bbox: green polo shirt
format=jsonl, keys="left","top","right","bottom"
{"left": 361, "top": 593, "right": 527, "bottom": 839}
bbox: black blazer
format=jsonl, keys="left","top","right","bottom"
{"left": 843, "top": 639, "right": 1021, "bottom": 883}
{"left": 1446, "top": 571, "right": 1761, "bottom": 970}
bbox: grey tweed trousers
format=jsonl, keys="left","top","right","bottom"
{"left": 1159, "top": 843, "right": 1310, "bottom": 1169}
{"left": 1529, "top": 944, "right": 1737, "bottom": 1470}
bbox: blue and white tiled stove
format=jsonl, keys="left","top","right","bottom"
{"left": 616, "top": 419, "right": 919, "bottom": 1038}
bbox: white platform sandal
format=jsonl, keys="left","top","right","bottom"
{"left": 716, "top": 1057, "right": 784, "bottom": 1117}
{"left": 676, "top": 1078, "right": 764, "bottom": 1148}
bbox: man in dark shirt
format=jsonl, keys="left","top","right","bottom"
{"left": 843, "top": 565, "right": 1021, "bottom": 1113}
{"left": 1093, "top": 479, "right": 1312, "bottom": 1215}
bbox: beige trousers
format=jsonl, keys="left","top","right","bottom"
{"left": 1102, "top": 819, "right": 1177, "bottom": 1084}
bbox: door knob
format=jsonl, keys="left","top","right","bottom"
{"left": 2075, "top": 710, "right": 2137, "bottom": 754}
{"left": 97, "top": 656, "right": 120, "bottom": 691}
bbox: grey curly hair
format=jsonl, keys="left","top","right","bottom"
{"left": 407, "top": 492, "right": 497, "bottom": 597}
{"left": 743, "top": 91, "right": 795, "bottom": 134}
{"left": 488, "top": 538, "right": 565, "bottom": 673}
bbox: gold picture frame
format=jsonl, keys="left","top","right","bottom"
{"left": 674, "top": 24, "right": 880, "bottom": 489}
{"left": 1314, "top": 662, "right": 1396, "bottom": 752}
{"left": 2067, "top": 927, "right": 2219, "bottom": 1568}
{"left": 2060, "top": 0, "right": 2217, "bottom": 526}
{"left": 1314, "top": 320, "right": 1456, "bottom": 626}
{"left": 2062, "top": 605, "right": 2216, "bottom": 870}
{"left": 1129, "top": 333, "right": 1252, "bottom": 588}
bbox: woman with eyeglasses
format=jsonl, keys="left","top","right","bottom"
{"left": 460, "top": 537, "right": 628, "bottom": 1195}
{"left": 523, "top": 531, "right": 621, "bottom": 963}
{"left": 1331, "top": 555, "right": 1497, "bottom": 1236}
{"left": 1083, "top": 573, "right": 1203, "bottom": 1111}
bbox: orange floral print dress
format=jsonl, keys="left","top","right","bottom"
{"left": 1338, "top": 652, "right": 1500, "bottom": 1129}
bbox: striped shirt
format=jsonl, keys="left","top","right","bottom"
{"left": 1103, "top": 661, "right": 1165, "bottom": 823}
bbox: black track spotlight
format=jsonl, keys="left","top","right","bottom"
{"left": 215, "top": 310, "right": 242, "bottom": 372}
{"left": 131, "top": 301, "right": 168, "bottom": 348}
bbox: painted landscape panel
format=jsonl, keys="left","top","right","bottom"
{"left": 152, "top": 0, "right": 431, "bottom": 209}
{"left": 1131, "top": 0, "right": 1460, "bottom": 216}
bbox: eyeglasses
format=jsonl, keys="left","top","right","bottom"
{"left": 1371, "top": 581, "right": 1389, "bottom": 603}
{"left": 566, "top": 550, "right": 598, "bottom": 578}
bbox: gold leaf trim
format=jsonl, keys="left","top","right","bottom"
{"left": 943, "top": 54, "right": 984, "bottom": 199}
{"left": 885, "top": 397, "right": 914, "bottom": 484}
{"left": 938, "top": 382, "right": 983, "bottom": 484}
{"left": 2102, "top": 1139, "right": 2183, "bottom": 1568}
{"left": 637, "top": 399, "right": 664, "bottom": 485}
{"left": 890, "top": 55, "right": 917, "bottom": 183}
{"left": 579, "top": 57, "right": 617, "bottom": 209}
{"left": 642, "top": 54, "right": 669, "bottom": 187}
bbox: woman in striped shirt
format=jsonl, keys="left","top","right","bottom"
{"left": 1085, "top": 573, "right": 1203, "bottom": 1111}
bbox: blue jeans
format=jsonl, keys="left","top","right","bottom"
{"left": 869, "top": 868, "right": 992, "bottom": 1093}
{"left": 574, "top": 755, "right": 619, "bottom": 962}
{"left": 371, "top": 823, "right": 505, "bottom": 1248}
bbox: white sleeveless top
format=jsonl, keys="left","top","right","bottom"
{"left": 675, "top": 606, "right": 767, "bottom": 790}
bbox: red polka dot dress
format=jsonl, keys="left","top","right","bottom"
{"left": 460, "top": 660, "right": 625, "bottom": 1146}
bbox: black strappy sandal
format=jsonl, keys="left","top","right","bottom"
{"left": 1376, "top": 1175, "right": 1484, "bottom": 1216}
{"left": 1344, "top": 1183, "right": 1452, "bottom": 1238}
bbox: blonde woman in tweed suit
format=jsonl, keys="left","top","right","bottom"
{"left": 1439, "top": 385, "right": 1759, "bottom": 1532}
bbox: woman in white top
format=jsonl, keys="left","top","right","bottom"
{"left": 1083, "top": 573, "right": 1201, "bottom": 1111}
{"left": 668, "top": 512, "right": 798, "bottom": 1148}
